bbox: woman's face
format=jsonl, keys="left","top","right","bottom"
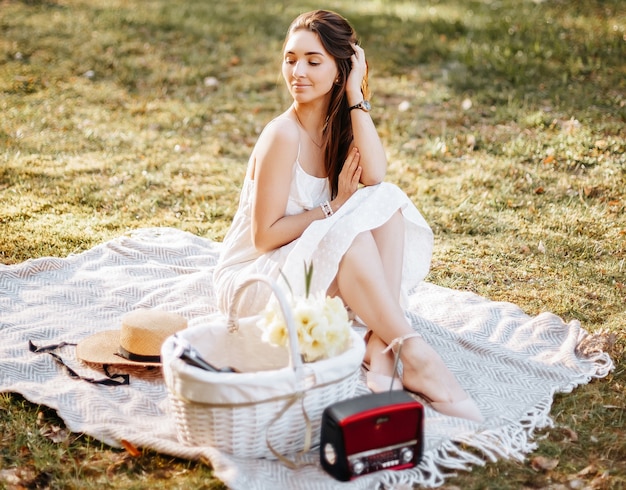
{"left": 282, "top": 29, "right": 339, "bottom": 105}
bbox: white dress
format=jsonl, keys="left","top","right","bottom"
{"left": 213, "top": 137, "right": 434, "bottom": 317}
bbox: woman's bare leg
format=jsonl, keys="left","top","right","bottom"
{"left": 335, "top": 227, "right": 470, "bottom": 405}
{"left": 371, "top": 210, "right": 404, "bottom": 300}
{"left": 362, "top": 211, "right": 404, "bottom": 376}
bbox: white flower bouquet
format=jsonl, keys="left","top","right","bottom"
{"left": 257, "top": 263, "right": 353, "bottom": 362}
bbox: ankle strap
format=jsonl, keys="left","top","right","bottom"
{"left": 382, "top": 332, "right": 422, "bottom": 354}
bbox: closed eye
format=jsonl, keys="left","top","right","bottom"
{"left": 284, "top": 59, "right": 321, "bottom": 66}
{"left": 284, "top": 50, "right": 325, "bottom": 66}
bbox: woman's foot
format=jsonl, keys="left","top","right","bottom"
{"left": 362, "top": 331, "right": 402, "bottom": 393}
{"left": 384, "top": 333, "right": 484, "bottom": 423}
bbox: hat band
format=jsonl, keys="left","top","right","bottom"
{"left": 117, "top": 346, "right": 160, "bottom": 363}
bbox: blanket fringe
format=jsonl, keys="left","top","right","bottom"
{"left": 372, "top": 396, "right": 558, "bottom": 488}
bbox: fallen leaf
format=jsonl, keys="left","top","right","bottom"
{"left": 575, "top": 330, "right": 617, "bottom": 357}
{"left": 0, "top": 467, "right": 46, "bottom": 488}
{"left": 398, "top": 100, "right": 410, "bottom": 112}
{"left": 538, "top": 241, "right": 546, "bottom": 254}
{"left": 121, "top": 439, "right": 141, "bottom": 457}
{"left": 590, "top": 471, "right": 611, "bottom": 488}
{"left": 466, "top": 134, "right": 476, "bottom": 150}
{"left": 39, "top": 424, "right": 70, "bottom": 443}
{"left": 203, "top": 76, "right": 219, "bottom": 87}
{"left": 560, "top": 118, "right": 581, "bottom": 133}
{"left": 583, "top": 186, "right": 602, "bottom": 198}
{"left": 568, "top": 478, "right": 586, "bottom": 490}
{"left": 577, "top": 464, "right": 598, "bottom": 477}
{"left": 0, "top": 468, "right": 23, "bottom": 485}
{"left": 531, "top": 455, "right": 559, "bottom": 471}
{"left": 561, "top": 426, "right": 578, "bottom": 442}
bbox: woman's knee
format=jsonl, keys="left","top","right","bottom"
{"left": 342, "top": 231, "right": 377, "bottom": 264}
{"left": 378, "top": 209, "right": 403, "bottom": 232}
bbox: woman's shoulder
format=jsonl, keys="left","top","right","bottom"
{"left": 262, "top": 115, "right": 299, "bottom": 141}
{"left": 246, "top": 114, "right": 300, "bottom": 179}
{"left": 254, "top": 115, "right": 300, "bottom": 153}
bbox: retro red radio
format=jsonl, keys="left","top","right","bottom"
{"left": 319, "top": 390, "right": 423, "bottom": 481}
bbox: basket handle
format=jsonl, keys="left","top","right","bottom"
{"left": 226, "top": 274, "right": 303, "bottom": 373}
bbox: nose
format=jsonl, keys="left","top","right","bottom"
{"left": 292, "top": 61, "right": 306, "bottom": 79}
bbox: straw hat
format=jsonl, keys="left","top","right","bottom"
{"left": 77, "top": 308, "right": 187, "bottom": 366}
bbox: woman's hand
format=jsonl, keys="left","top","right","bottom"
{"left": 333, "top": 147, "right": 362, "bottom": 210}
{"left": 346, "top": 43, "right": 367, "bottom": 103}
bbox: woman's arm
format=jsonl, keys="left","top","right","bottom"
{"left": 346, "top": 43, "right": 387, "bottom": 185}
{"left": 251, "top": 120, "right": 362, "bottom": 253}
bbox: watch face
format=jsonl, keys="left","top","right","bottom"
{"left": 363, "top": 100, "right": 371, "bottom": 111}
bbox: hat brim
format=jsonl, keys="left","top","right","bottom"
{"left": 76, "top": 330, "right": 162, "bottom": 367}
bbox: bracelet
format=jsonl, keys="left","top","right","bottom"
{"left": 320, "top": 200, "right": 334, "bottom": 218}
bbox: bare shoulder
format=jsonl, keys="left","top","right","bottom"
{"left": 249, "top": 116, "right": 300, "bottom": 178}
{"left": 256, "top": 116, "right": 299, "bottom": 151}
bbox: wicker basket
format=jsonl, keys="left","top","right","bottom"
{"left": 161, "top": 274, "right": 365, "bottom": 459}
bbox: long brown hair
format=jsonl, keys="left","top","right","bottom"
{"left": 285, "top": 10, "right": 370, "bottom": 198}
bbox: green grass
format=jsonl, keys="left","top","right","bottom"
{"left": 1, "top": 0, "right": 625, "bottom": 488}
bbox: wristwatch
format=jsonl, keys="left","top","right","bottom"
{"left": 349, "top": 100, "right": 371, "bottom": 112}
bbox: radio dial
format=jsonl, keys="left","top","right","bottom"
{"left": 400, "top": 447, "right": 414, "bottom": 463}
{"left": 352, "top": 459, "right": 365, "bottom": 475}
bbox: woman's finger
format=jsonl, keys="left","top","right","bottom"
{"left": 339, "top": 149, "right": 361, "bottom": 193}
{"left": 351, "top": 44, "right": 365, "bottom": 63}
{"left": 348, "top": 147, "right": 360, "bottom": 164}
{"left": 342, "top": 148, "right": 359, "bottom": 173}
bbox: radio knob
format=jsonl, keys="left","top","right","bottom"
{"left": 352, "top": 459, "right": 365, "bottom": 475}
{"left": 400, "top": 447, "right": 414, "bottom": 463}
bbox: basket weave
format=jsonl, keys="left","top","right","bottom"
{"left": 161, "top": 274, "right": 365, "bottom": 459}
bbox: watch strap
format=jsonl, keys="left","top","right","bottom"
{"left": 349, "top": 100, "right": 370, "bottom": 112}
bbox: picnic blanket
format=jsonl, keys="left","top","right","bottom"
{"left": 0, "top": 227, "right": 613, "bottom": 489}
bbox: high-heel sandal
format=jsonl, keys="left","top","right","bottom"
{"left": 383, "top": 332, "right": 484, "bottom": 423}
{"left": 362, "top": 331, "right": 403, "bottom": 393}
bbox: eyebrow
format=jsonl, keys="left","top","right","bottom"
{"left": 285, "top": 50, "right": 326, "bottom": 57}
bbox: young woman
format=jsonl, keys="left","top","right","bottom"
{"left": 214, "top": 10, "right": 482, "bottom": 422}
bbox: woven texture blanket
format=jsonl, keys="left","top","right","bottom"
{"left": 0, "top": 228, "right": 613, "bottom": 489}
